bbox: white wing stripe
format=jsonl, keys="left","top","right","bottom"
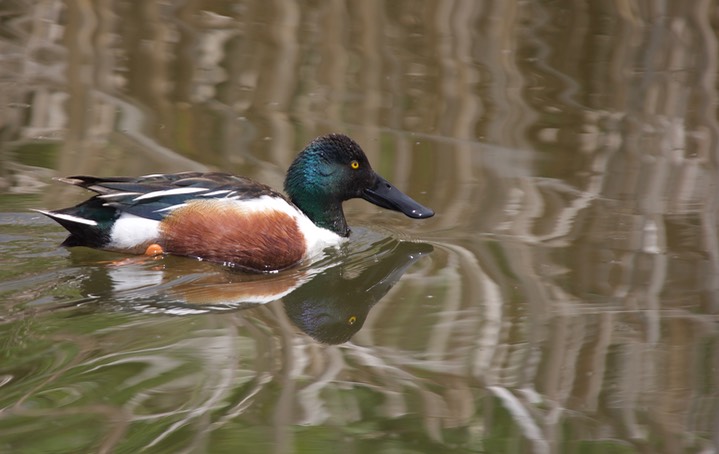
{"left": 98, "top": 192, "right": 142, "bottom": 199}
{"left": 200, "top": 190, "right": 232, "bottom": 197}
{"left": 133, "top": 187, "right": 209, "bottom": 201}
{"left": 154, "top": 204, "right": 187, "bottom": 212}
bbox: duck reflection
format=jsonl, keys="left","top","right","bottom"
{"left": 73, "top": 238, "right": 433, "bottom": 344}
{"left": 282, "top": 240, "right": 432, "bottom": 344}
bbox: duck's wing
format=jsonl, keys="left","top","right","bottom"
{"left": 61, "top": 172, "right": 287, "bottom": 221}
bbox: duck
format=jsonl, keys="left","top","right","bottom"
{"left": 36, "top": 133, "right": 434, "bottom": 272}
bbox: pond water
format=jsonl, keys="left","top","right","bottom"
{"left": 1, "top": 1, "right": 718, "bottom": 453}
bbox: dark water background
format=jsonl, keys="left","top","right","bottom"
{"left": 1, "top": 1, "right": 718, "bottom": 453}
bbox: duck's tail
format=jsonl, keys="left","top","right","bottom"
{"left": 33, "top": 198, "right": 116, "bottom": 247}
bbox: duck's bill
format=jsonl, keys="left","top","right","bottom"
{"left": 362, "top": 175, "right": 435, "bottom": 219}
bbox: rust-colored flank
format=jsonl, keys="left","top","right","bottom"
{"left": 159, "top": 200, "right": 307, "bottom": 271}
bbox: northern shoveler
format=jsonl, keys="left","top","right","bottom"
{"left": 37, "top": 134, "right": 434, "bottom": 272}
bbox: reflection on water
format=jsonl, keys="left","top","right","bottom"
{"left": 72, "top": 232, "right": 432, "bottom": 344}
{"left": 1, "top": 1, "right": 719, "bottom": 453}
{"left": 283, "top": 239, "right": 432, "bottom": 343}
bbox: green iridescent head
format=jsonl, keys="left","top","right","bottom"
{"left": 284, "top": 133, "right": 434, "bottom": 236}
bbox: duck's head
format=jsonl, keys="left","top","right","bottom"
{"left": 284, "top": 134, "right": 434, "bottom": 236}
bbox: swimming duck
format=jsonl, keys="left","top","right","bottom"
{"left": 37, "top": 134, "right": 434, "bottom": 272}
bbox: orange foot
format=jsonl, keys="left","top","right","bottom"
{"left": 106, "top": 244, "right": 165, "bottom": 267}
{"left": 144, "top": 243, "right": 164, "bottom": 256}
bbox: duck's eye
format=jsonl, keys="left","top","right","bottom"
{"left": 347, "top": 315, "right": 357, "bottom": 325}
{"left": 350, "top": 160, "right": 360, "bottom": 170}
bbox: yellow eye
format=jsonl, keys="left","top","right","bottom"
{"left": 350, "top": 160, "right": 360, "bottom": 170}
{"left": 348, "top": 315, "right": 357, "bottom": 325}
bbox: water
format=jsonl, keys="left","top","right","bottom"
{"left": 1, "top": 1, "right": 718, "bottom": 453}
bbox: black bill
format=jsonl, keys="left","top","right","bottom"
{"left": 362, "top": 174, "right": 434, "bottom": 219}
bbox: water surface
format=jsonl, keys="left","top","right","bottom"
{"left": 1, "top": 2, "right": 718, "bottom": 453}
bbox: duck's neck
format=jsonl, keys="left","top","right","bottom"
{"left": 284, "top": 144, "right": 352, "bottom": 237}
{"left": 289, "top": 193, "right": 350, "bottom": 237}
